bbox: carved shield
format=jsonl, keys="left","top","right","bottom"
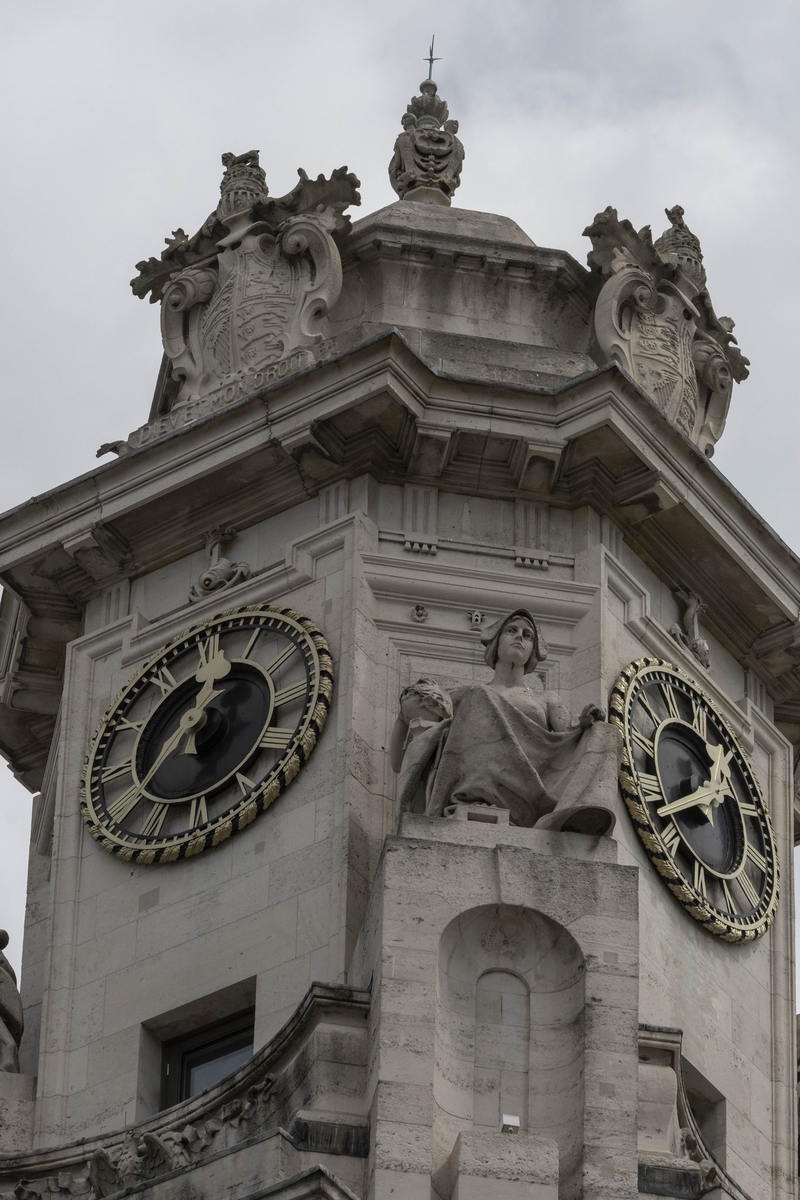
{"left": 629, "top": 296, "right": 698, "bottom": 437}
{"left": 201, "top": 232, "right": 299, "bottom": 377}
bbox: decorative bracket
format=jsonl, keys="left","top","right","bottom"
{"left": 188, "top": 528, "right": 251, "bottom": 604}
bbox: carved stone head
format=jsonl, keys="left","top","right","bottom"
{"left": 481, "top": 609, "right": 548, "bottom": 674}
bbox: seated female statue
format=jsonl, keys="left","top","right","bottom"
{"left": 390, "top": 608, "right": 621, "bottom": 834}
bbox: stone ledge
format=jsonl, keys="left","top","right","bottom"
{"left": 398, "top": 813, "right": 619, "bottom": 861}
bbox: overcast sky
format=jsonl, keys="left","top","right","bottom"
{"left": 1, "top": 0, "right": 799, "bottom": 979}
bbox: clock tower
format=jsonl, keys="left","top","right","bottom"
{"left": 0, "top": 72, "right": 795, "bottom": 1200}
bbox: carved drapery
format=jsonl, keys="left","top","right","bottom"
{"left": 584, "top": 206, "right": 749, "bottom": 457}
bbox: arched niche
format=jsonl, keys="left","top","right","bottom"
{"left": 434, "top": 905, "right": 585, "bottom": 1198}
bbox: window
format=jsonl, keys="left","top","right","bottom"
{"left": 161, "top": 1008, "right": 255, "bottom": 1108}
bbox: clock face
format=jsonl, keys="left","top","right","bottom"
{"left": 81, "top": 603, "right": 333, "bottom": 864}
{"left": 610, "top": 658, "right": 779, "bottom": 942}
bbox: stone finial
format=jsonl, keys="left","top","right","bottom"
{"left": 388, "top": 78, "right": 464, "bottom": 206}
{"left": 217, "top": 150, "right": 269, "bottom": 223}
{"left": 654, "top": 205, "right": 706, "bottom": 293}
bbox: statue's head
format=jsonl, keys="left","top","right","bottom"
{"left": 481, "top": 609, "right": 548, "bottom": 674}
{"left": 0, "top": 930, "right": 8, "bottom": 951}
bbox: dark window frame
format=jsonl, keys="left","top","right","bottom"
{"left": 160, "top": 1007, "right": 255, "bottom": 1109}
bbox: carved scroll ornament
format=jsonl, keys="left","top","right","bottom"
{"left": 133, "top": 152, "right": 360, "bottom": 408}
{"left": 584, "top": 206, "right": 749, "bottom": 457}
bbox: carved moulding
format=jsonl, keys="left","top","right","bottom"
{"left": 584, "top": 206, "right": 749, "bottom": 457}
{"left": 132, "top": 152, "right": 360, "bottom": 410}
{"left": 0, "top": 984, "right": 369, "bottom": 1200}
{"left": 637, "top": 1025, "right": 751, "bottom": 1200}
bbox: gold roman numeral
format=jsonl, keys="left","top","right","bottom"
{"left": 106, "top": 784, "right": 143, "bottom": 824}
{"left": 637, "top": 692, "right": 662, "bottom": 730}
{"left": 637, "top": 772, "right": 662, "bottom": 798}
{"left": 745, "top": 842, "right": 767, "bottom": 873}
{"left": 737, "top": 870, "right": 760, "bottom": 909}
{"left": 690, "top": 701, "right": 708, "bottom": 742}
{"left": 260, "top": 727, "right": 294, "bottom": 750}
{"left": 722, "top": 879, "right": 736, "bottom": 915}
{"left": 235, "top": 772, "right": 256, "bottom": 796}
{"left": 631, "top": 726, "right": 655, "bottom": 758}
{"left": 693, "top": 860, "right": 707, "bottom": 898}
{"left": 662, "top": 824, "right": 681, "bottom": 857}
{"left": 659, "top": 682, "right": 681, "bottom": 721}
{"left": 151, "top": 666, "right": 178, "bottom": 698}
{"left": 273, "top": 680, "right": 307, "bottom": 708}
{"left": 197, "top": 633, "right": 221, "bottom": 668}
{"left": 189, "top": 796, "right": 208, "bottom": 829}
{"left": 242, "top": 627, "right": 262, "bottom": 659}
{"left": 101, "top": 757, "right": 133, "bottom": 784}
{"left": 116, "top": 716, "right": 144, "bottom": 734}
{"left": 266, "top": 644, "right": 299, "bottom": 675}
{"left": 141, "top": 803, "right": 168, "bottom": 838}
{"left": 738, "top": 800, "right": 758, "bottom": 816}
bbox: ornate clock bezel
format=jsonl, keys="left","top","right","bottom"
{"left": 610, "top": 657, "right": 779, "bottom": 943}
{"left": 80, "top": 602, "right": 334, "bottom": 865}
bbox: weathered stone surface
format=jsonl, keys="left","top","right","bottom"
{"left": 132, "top": 152, "right": 360, "bottom": 411}
{"left": 392, "top": 609, "right": 620, "bottom": 833}
{"left": 388, "top": 77, "right": 464, "bottom": 205}
{"left": 584, "top": 205, "right": 749, "bottom": 457}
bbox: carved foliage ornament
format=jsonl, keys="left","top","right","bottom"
{"left": 80, "top": 604, "right": 333, "bottom": 864}
{"left": 584, "top": 206, "right": 749, "bottom": 456}
{"left": 132, "top": 152, "right": 360, "bottom": 407}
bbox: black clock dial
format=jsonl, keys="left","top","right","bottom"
{"left": 610, "top": 658, "right": 779, "bottom": 943}
{"left": 81, "top": 603, "right": 333, "bottom": 864}
{"left": 655, "top": 721, "right": 745, "bottom": 875}
{"left": 134, "top": 663, "right": 276, "bottom": 801}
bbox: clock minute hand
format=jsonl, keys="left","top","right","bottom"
{"left": 136, "top": 722, "right": 190, "bottom": 796}
{"left": 179, "top": 647, "right": 233, "bottom": 755}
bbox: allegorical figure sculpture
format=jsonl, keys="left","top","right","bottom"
{"left": 584, "top": 205, "right": 749, "bottom": 457}
{"left": 0, "top": 930, "right": 23, "bottom": 1072}
{"left": 388, "top": 78, "right": 464, "bottom": 205}
{"left": 390, "top": 609, "right": 621, "bottom": 834}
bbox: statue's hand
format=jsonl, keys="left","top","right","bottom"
{"left": 579, "top": 704, "right": 606, "bottom": 729}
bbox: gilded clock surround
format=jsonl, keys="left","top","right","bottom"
{"left": 81, "top": 603, "right": 334, "bottom": 864}
{"left": 611, "top": 657, "right": 779, "bottom": 943}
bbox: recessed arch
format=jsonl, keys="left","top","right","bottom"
{"left": 434, "top": 904, "right": 585, "bottom": 1199}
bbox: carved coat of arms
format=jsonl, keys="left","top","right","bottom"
{"left": 584, "top": 206, "right": 749, "bottom": 456}
{"left": 132, "top": 151, "right": 360, "bottom": 407}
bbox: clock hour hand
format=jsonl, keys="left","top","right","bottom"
{"left": 656, "top": 784, "right": 719, "bottom": 822}
{"left": 179, "top": 645, "right": 233, "bottom": 755}
{"left": 178, "top": 684, "right": 225, "bottom": 755}
{"left": 656, "top": 742, "right": 734, "bottom": 824}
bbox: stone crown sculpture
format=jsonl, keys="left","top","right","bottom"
{"left": 388, "top": 78, "right": 464, "bottom": 205}
{"left": 584, "top": 205, "right": 749, "bottom": 456}
{"left": 131, "top": 152, "right": 360, "bottom": 408}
